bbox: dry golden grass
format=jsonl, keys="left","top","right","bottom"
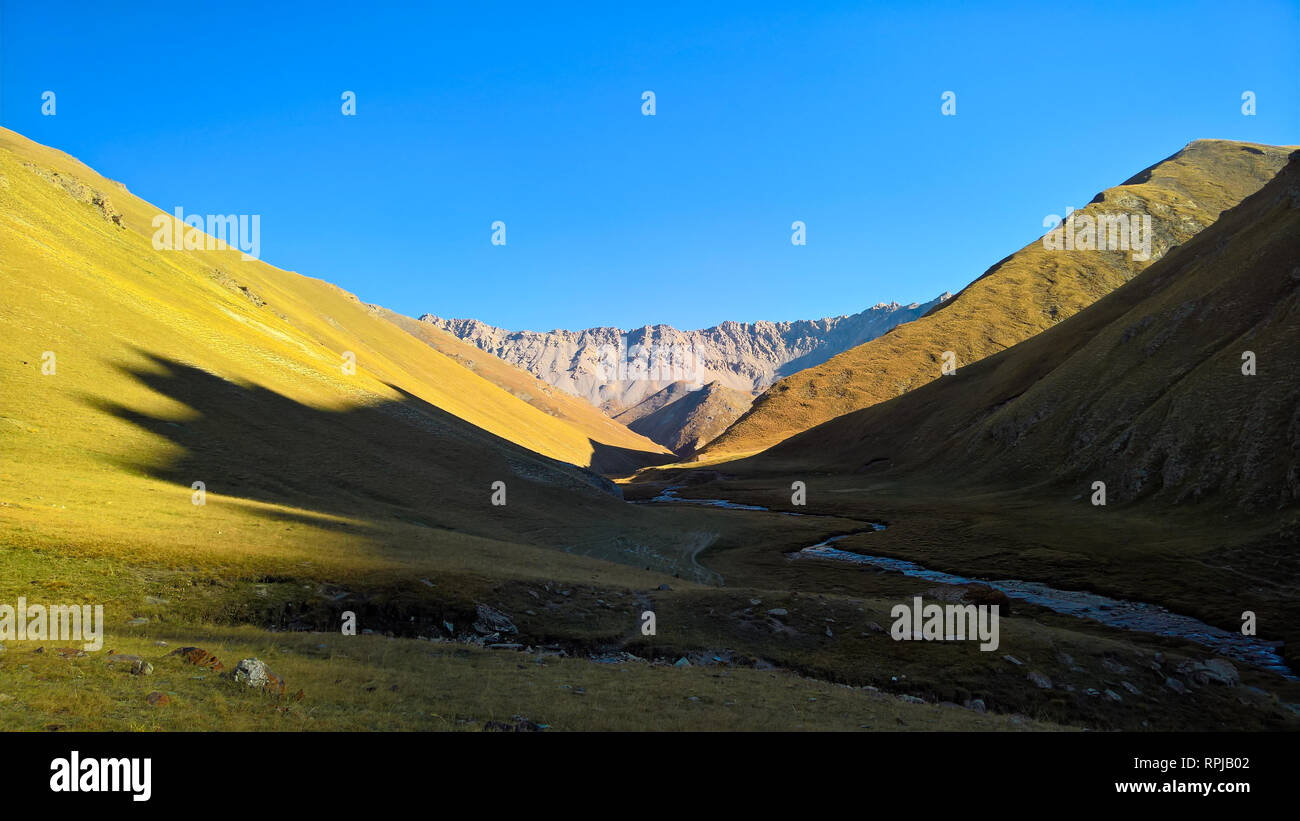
{"left": 703, "top": 140, "right": 1296, "bottom": 457}
{"left": 0, "top": 626, "right": 1064, "bottom": 731}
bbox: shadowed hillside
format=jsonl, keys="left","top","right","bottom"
{"left": 742, "top": 150, "right": 1300, "bottom": 514}
{"left": 702, "top": 140, "right": 1295, "bottom": 458}
{"left": 616, "top": 381, "right": 754, "bottom": 455}
{"left": 376, "top": 307, "right": 673, "bottom": 473}
{"left": 0, "top": 127, "right": 845, "bottom": 583}
{"left": 0, "top": 126, "right": 667, "bottom": 477}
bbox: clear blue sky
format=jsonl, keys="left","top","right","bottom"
{"left": 3, "top": 1, "right": 1297, "bottom": 331}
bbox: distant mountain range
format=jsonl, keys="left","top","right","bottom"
{"left": 422, "top": 297, "right": 948, "bottom": 453}
{"left": 422, "top": 296, "right": 948, "bottom": 414}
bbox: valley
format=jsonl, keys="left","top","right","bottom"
{"left": 2, "top": 124, "right": 1297, "bottom": 734}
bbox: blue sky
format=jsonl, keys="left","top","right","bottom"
{"left": 3, "top": 1, "right": 1297, "bottom": 331}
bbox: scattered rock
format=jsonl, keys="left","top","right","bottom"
{"left": 868, "top": 622, "right": 885, "bottom": 633}
{"left": 1165, "top": 677, "right": 1188, "bottom": 695}
{"left": 233, "top": 658, "right": 286, "bottom": 695}
{"left": 824, "top": 626, "right": 833, "bottom": 637}
{"left": 674, "top": 657, "right": 691, "bottom": 667}
{"left": 1103, "top": 689, "right": 1123, "bottom": 702}
{"left": 169, "top": 646, "right": 225, "bottom": 672}
{"left": 766, "top": 608, "right": 788, "bottom": 617}
{"left": 899, "top": 694, "right": 926, "bottom": 704}
{"left": 145, "top": 691, "right": 170, "bottom": 707}
{"left": 964, "top": 698, "right": 986, "bottom": 713}
{"left": 1177, "top": 658, "right": 1239, "bottom": 687}
{"left": 1102, "top": 657, "right": 1130, "bottom": 675}
{"left": 1003, "top": 654, "right": 1024, "bottom": 666}
{"left": 125, "top": 618, "right": 149, "bottom": 626}
{"left": 1026, "top": 671, "right": 1052, "bottom": 689}
{"left": 473, "top": 604, "right": 517, "bottom": 636}
{"left": 1122, "top": 681, "right": 1142, "bottom": 696}
{"left": 657, "top": 584, "right": 671, "bottom": 591}
{"left": 55, "top": 648, "right": 87, "bottom": 659}
{"left": 106, "top": 654, "right": 153, "bottom": 675}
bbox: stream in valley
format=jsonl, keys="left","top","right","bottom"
{"left": 643, "top": 487, "right": 1294, "bottom": 679}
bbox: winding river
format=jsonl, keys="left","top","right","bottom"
{"left": 644, "top": 487, "right": 1294, "bottom": 679}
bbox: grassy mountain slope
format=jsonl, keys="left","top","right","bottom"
{"left": 0, "top": 126, "right": 709, "bottom": 580}
{"left": 745, "top": 149, "right": 1300, "bottom": 513}
{"left": 701, "top": 140, "right": 1295, "bottom": 458}
{"left": 0, "top": 127, "right": 663, "bottom": 476}
{"left": 376, "top": 307, "right": 672, "bottom": 473}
